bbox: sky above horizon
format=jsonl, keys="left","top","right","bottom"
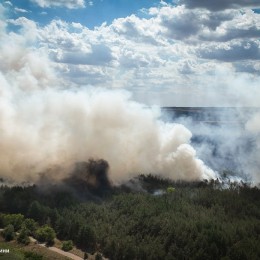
{"left": 1, "top": 0, "right": 260, "bottom": 106}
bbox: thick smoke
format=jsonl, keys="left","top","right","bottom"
{"left": 0, "top": 83, "right": 215, "bottom": 183}
{"left": 0, "top": 8, "right": 214, "bottom": 184}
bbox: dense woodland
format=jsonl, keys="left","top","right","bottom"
{"left": 0, "top": 175, "right": 259, "bottom": 260}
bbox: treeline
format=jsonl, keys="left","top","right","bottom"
{"left": 0, "top": 177, "right": 259, "bottom": 259}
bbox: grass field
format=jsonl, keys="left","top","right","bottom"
{"left": 0, "top": 238, "right": 70, "bottom": 260}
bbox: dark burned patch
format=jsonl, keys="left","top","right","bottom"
{"left": 63, "top": 159, "right": 112, "bottom": 198}
{"left": 33, "top": 159, "right": 112, "bottom": 204}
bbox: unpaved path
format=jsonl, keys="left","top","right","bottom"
{"left": 47, "top": 246, "right": 83, "bottom": 260}
{"left": 29, "top": 236, "right": 37, "bottom": 243}
{"left": 38, "top": 243, "right": 83, "bottom": 260}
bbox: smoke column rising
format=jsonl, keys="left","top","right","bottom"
{"left": 0, "top": 82, "right": 216, "bottom": 183}
{"left": 0, "top": 9, "right": 215, "bottom": 184}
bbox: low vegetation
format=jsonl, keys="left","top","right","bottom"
{"left": 0, "top": 239, "right": 70, "bottom": 260}
{"left": 61, "top": 240, "right": 73, "bottom": 252}
{"left": 35, "top": 226, "right": 56, "bottom": 245}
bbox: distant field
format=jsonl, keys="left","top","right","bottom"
{"left": 161, "top": 107, "right": 260, "bottom": 125}
{"left": 0, "top": 241, "right": 23, "bottom": 260}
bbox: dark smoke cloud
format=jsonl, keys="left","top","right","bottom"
{"left": 64, "top": 159, "right": 112, "bottom": 197}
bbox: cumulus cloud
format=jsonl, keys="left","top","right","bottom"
{"left": 111, "top": 15, "right": 162, "bottom": 45}
{"left": 198, "top": 40, "right": 260, "bottom": 62}
{"left": 30, "top": 0, "right": 85, "bottom": 9}
{"left": 4, "top": 3, "right": 259, "bottom": 106}
{"left": 158, "top": 6, "right": 202, "bottom": 40}
{"left": 198, "top": 10, "right": 260, "bottom": 42}
{"left": 152, "top": 6, "right": 260, "bottom": 42}
{"left": 51, "top": 44, "right": 114, "bottom": 66}
{"left": 180, "top": 0, "right": 260, "bottom": 11}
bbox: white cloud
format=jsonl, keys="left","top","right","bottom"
{"left": 30, "top": 0, "right": 85, "bottom": 9}
{"left": 14, "top": 7, "right": 29, "bottom": 13}
{"left": 52, "top": 44, "right": 114, "bottom": 65}
{"left": 149, "top": 6, "right": 260, "bottom": 43}
{"left": 35, "top": 3, "right": 259, "bottom": 105}
{"left": 4, "top": 1, "right": 12, "bottom": 6}
{"left": 197, "top": 39, "right": 260, "bottom": 61}
{"left": 199, "top": 10, "right": 260, "bottom": 42}
{"left": 8, "top": 17, "right": 38, "bottom": 41}
{"left": 3, "top": 3, "right": 259, "bottom": 106}
{"left": 111, "top": 14, "right": 162, "bottom": 45}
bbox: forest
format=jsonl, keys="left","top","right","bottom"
{"left": 0, "top": 174, "right": 259, "bottom": 260}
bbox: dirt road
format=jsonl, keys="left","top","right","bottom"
{"left": 47, "top": 246, "right": 83, "bottom": 260}
{"left": 38, "top": 243, "right": 83, "bottom": 260}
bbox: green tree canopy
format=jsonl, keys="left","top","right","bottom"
{"left": 1, "top": 213, "right": 24, "bottom": 231}
{"left": 35, "top": 225, "right": 56, "bottom": 245}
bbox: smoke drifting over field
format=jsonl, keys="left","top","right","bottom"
{"left": 165, "top": 108, "right": 260, "bottom": 184}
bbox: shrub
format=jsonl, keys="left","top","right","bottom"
{"left": 17, "top": 227, "right": 30, "bottom": 245}
{"left": 95, "top": 253, "right": 102, "bottom": 260}
{"left": 2, "top": 214, "right": 24, "bottom": 231}
{"left": 35, "top": 225, "right": 56, "bottom": 245}
{"left": 2, "top": 224, "right": 15, "bottom": 241}
{"left": 62, "top": 240, "right": 73, "bottom": 251}
{"left": 22, "top": 218, "right": 38, "bottom": 236}
{"left": 24, "top": 251, "right": 43, "bottom": 260}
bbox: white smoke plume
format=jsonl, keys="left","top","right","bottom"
{"left": 0, "top": 83, "right": 215, "bottom": 184}
{"left": 246, "top": 113, "right": 260, "bottom": 134}
{"left": 245, "top": 113, "right": 260, "bottom": 183}
{"left": 0, "top": 8, "right": 215, "bottom": 184}
{"left": 169, "top": 107, "right": 260, "bottom": 185}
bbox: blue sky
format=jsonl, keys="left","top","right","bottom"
{"left": 5, "top": 0, "right": 172, "bottom": 28}
{"left": 1, "top": 0, "right": 260, "bottom": 106}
